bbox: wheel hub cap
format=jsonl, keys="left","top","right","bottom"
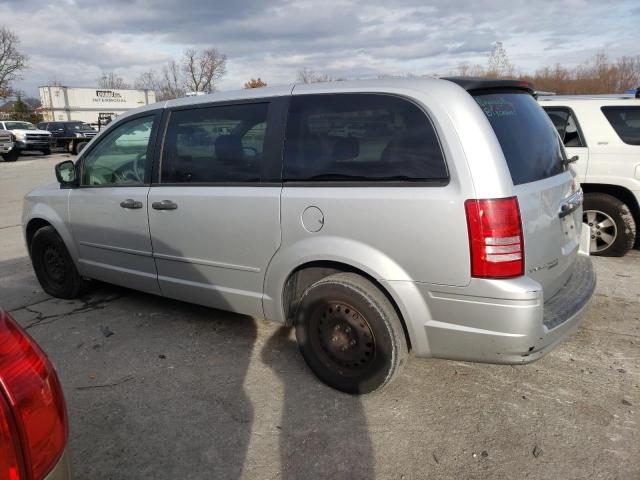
{"left": 584, "top": 210, "right": 617, "bottom": 253}
{"left": 43, "top": 245, "right": 65, "bottom": 283}
{"left": 312, "top": 302, "right": 375, "bottom": 371}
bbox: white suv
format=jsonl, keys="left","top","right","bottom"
{"left": 539, "top": 95, "right": 640, "bottom": 256}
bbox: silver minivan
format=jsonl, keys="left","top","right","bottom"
{"left": 23, "top": 77, "right": 596, "bottom": 394}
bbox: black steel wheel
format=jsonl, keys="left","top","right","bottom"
{"left": 30, "top": 226, "right": 88, "bottom": 298}
{"left": 295, "top": 273, "right": 408, "bottom": 394}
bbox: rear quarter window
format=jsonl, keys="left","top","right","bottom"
{"left": 283, "top": 93, "right": 448, "bottom": 183}
{"left": 474, "top": 91, "right": 566, "bottom": 185}
{"left": 601, "top": 106, "right": 640, "bottom": 145}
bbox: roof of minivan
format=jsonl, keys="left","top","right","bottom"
{"left": 118, "top": 76, "right": 536, "bottom": 122}
{"left": 161, "top": 76, "right": 533, "bottom": 109}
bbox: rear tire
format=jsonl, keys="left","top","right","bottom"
{"left": 30, "top": 226, "right": 88, "bottom": 299}
{"left": 40, "top": 148, "right": 51, "bottom": 156}
{"left": 75, "top": 141, "right": 87, "bottom": 155}
{"left": 583, "top": 193, "right": 636, "bottom": 257}
{"left": 294, "top": 273, "right": 408, "bottom": 394}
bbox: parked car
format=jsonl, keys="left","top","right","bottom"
{"left": 37, "top": 121, "right": 98, "bottom": 155}
{"left": 0, "top": 309, "right": 71, "bottom": 479}
{"left": 539, "top": 95, "right": 640, "bottom": 256}
{"left": 0, "top": 129, "right": 18, "bottom": 162}
{"left": 0, "top": 121, "right": 53, "bottom": 156}
{"left": 23, "top": 78, "right": 596, "bottom": 394}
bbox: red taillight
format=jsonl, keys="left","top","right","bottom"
{"left": 1, "top": 392, "right": 26, "bottom": 480}
{"left": 0, "top": 310, "right": 67, "bottom": 480}
{"left": 464, "top": 197, "right": 524, "bottom": 278}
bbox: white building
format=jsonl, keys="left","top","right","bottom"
{"left": 39, "top": 86, "right": 157, "bottom": 126}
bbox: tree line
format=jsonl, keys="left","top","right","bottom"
{"left": 453, "top": 42, "right": 640, "bottom": 95}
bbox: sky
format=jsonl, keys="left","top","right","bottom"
{"left": 2, "top": 0, "right": 639, "bottom": 98}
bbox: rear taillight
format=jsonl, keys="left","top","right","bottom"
{"left": 1, "top": 392, "right": 26, "bottom": 480}
{"left": 0, "top": 310, "right": 67, "bottom": 480}
{"left": 464, "top": 197, "right": 524, "bottom": 278}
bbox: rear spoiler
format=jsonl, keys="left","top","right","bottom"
{"left": 443, "top": 77, "right": 534, "bottom": 95}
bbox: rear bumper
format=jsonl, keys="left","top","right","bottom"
{"left": 396, "top": 253, "right": 595, "bottom": 363}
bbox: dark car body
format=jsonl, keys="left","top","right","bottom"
{"left": 38, "top": 121, "right": 98, "bottom": 154}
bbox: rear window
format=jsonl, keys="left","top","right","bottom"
{"left": 474, "top": 91, "right": 565, "bottom": 185}
{"left": 601, "top": 106, "right": 640, "bottom": 145}
{"left": 283, "top": 93, "right": 447, "bottom": 182}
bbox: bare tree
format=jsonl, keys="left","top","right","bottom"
{"left": 243, "top": 77, "right": 267, "bottom": 89}
{"left": 0, "top": 27, "right": 29, "bottom": 99}
{"left": 96, "top": 71, "right": 130, "bottom": 89}
{"left": 296, "top": 68, "right": 332, "bottom": 84}
{"left": 134, "top": 69, "right": 159, "bottom": 91}
{"left": 160, "top": 60, "right": 186, "bottom": 100}
{"left": 183, "top": 48, "right": 227, "bottom": 93}
{"left": 486, "top": 42, "right": 514, "bottom": 79}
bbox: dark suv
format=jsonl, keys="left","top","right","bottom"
{"left": 38, "top": 121, "right": 98, "bottom": 154}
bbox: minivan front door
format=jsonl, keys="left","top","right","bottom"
{"left": 147, "top": 101, "right": 283, "bottom": 317}
{"left": 69, "top": 113, "right": 161, "bottom": 295}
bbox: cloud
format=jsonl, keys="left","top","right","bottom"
{"left": 1, "top": 0, "right": 638, "bottom": 96}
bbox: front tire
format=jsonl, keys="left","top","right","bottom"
{"left": 30, "top": 226, "right": 88, "bottom": 299}
{"left": 40, "top": 148, "right": 51, "bottom": 156}
{"left": 583, "top": 193, "right": 636, "bottom": 256}
{"left": 1, "top": 150, "right": 18, "bottom": 162}
{"left": 295, "top": 273, "right": 408, "bottom": 394}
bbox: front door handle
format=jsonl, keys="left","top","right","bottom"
{"left": 152, "top": 200, "right": 178, "bottom": 210}
{"left": 120, "top": 199, "right": 143, "bottom": 209}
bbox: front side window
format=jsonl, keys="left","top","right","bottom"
{"left": 543, "top": 107, "right": 585, "bottom": 147}
{"left": 161, "top": 103, "right": 268, "bottom": 183}
{"left": 81, "top": 115, "right": 154, "bottom": 186}
{"left": 283, "top": 94, "right": 447, "bottom": 182}
{"left": 601, "top": 106, "right": 640, "bottom": 145}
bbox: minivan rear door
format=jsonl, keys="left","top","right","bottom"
{"left": 473, "top": 90, "right": 583, "bottom": 299}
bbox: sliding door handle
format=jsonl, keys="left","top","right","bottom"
{"left": 120, "top": 199, "right": 143, "bottom": 209}
{"left": 152, "top": 200, "right": 178, "bottom": 210}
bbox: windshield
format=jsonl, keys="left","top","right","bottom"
{"left": 4, "top": 121, "right": 36, "bottom": 130}
{"left": 474, "top": 90, "right": 565, "bottom": 185}
{"left": 68, "top": 122, "right": 94, "bottom": 131}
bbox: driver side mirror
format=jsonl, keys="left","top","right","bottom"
{"left": 55, "top": 160, "right": 78, "bottom": 187}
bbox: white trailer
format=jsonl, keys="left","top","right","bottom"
{"left": 39, "top": 86, "right": 157, "bottom": 127}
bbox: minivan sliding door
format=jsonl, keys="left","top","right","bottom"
{"left": 148, "top": 99, "right": 284, "bottom": 317}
